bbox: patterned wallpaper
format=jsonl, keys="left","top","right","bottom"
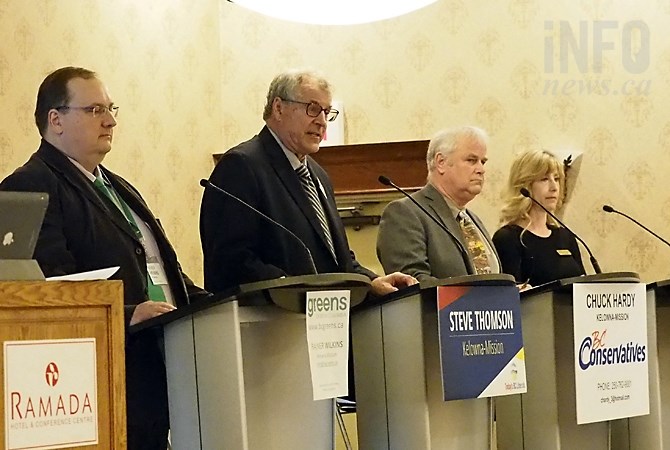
{"left": 220, "top": 0, "right": 670, "bottom": 282}
{"left": 0, "top": 0, "right": 222, "bottom": 285}
{"left": 1, "top": 1, "right": 669, "bottom": 285}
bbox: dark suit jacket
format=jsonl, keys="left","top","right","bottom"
{"left": 0, "top": 139, "right": 209, "bottom": 449}
{"left": 200, "top": 126, "right": 377, "bottom": 293}
{"left": 377, "top": 183, "right": 499, "bottom": 283}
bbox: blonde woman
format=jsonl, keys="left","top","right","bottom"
{"left": 492, "top": 150, "right": 585, "bottom": 287}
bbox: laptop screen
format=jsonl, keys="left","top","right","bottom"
{"left": 0, "top": 191, "right": 48, "bottom": 260}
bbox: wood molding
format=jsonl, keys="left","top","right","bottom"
{"left": 311, "top": 140, "right": 429, "bottom": 196}
{"left": 213, "top": 140, "right": 429, "bottom": 197}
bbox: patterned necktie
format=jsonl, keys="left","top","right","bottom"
{"left": 93, "top": 177, "right": 167, "bottom": 301}
{"left": 295, "top": 164, "right": 336, "bottom": 258}
{"left": 457, "top": 211, "right": 492, "bottom": 275}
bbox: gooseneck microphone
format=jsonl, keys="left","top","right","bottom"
{"left": 520, "top": 187, "right": 602, "bottom": 274}
{"left": 378, "top": 175, "right": 470, "bottom": 268}
{"left": 603, "top": 204, "right": 670, "bottom": 248}
{"left": 200, "top": 179, "right": 317, "bottom": 275}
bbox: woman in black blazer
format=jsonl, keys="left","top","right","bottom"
{"left": 493, "top": 150, "right": 586, "bottom": 287}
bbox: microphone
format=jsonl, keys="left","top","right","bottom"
{"left": 603, "top": 204, "right": 670, "bottom": 248}
{"left": 520, "top": 187, "right": 602, "bottom": 274}
{"left": 200, "top": 179, "right": 317, "bottom": 275}
{"left": 378, "top": 175, "right": 471, "bottom": 271}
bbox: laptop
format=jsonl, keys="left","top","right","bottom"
{"left": 0, "top": 191, "right": 48, "bottom": 260}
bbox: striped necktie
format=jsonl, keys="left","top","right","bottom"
{"left": 93, "top": 177, "right": 167, "bottom": 301}
{"left": 295, "top": 164, "right": 336, "bottom": 258}
{"left": 457, "top": 211, "right": 492, "bottom": 275}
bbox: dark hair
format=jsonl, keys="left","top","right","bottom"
{"left": 34, "top": 67, "right": 97, "bottom": 136}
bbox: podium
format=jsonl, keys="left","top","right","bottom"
{"left": 139, "top": 274, "right": 370, "bottom": 450}
{"left": 611, "top": 279, "right": 670, "bottom": 449}
{"left": 351, "top": 274, "right": 515, "bottom": 450}
{"left": 0, "top": 280, "right": 126, "bottom": 449}
{"left": 495, "top": 272, "right": 640, "bottom": 450}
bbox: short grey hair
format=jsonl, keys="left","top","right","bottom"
{"left": 262, "top": 69, "right": 332, "bottom": 120}
{"left": 426, "top": 126, "right": 489, "bottom": 171}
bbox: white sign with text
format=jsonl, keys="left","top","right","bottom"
{"left": 573, "top": 283, "right": 648, "bottom": 424}
{"left": 305, "top": 290, "right": 350, "bottom": 400}
{"left": 4, "top": 338, "right": 98, "bottom": 450}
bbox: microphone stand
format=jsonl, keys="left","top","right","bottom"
{"left": 520, "top": 188, "right": 602, "bottom": 274}
{"left": 378, "top": 175, "right": 470, "bottom": 269}
{"left": 603, "top": 204, "right": 670, "bottom": 248}
{"left": 200, "top": 179, "right": 318, "bottom": 275}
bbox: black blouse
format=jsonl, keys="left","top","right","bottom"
{"left": 492, "top": 224, "right": 586, "bottom": 287}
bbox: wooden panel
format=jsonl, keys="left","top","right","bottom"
{"left": 0, "top": 281, "right": 126, "bottom": 450}
{"left": 213, "top": 140, "right": 429, "bottom": 197}
{"left": 311, "top": 140, "right": 429, "bottom": 196}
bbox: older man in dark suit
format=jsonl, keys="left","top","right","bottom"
{"left": 377, "top": 126, "right": 501, "bottom": 282}
{"left": 0, "top": 66, "right": 209, "bottom": 450}
{"left": 200, "top": 69, "right": 415, "bottom": 294}
{"left": 200, "top": 70, "right": 416, "bottom": 404}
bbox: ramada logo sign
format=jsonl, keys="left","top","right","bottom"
{"left": 10, "top": 360, "right": 94, "bottom": 421}
{"left": 45, "top": 362, "right": 59, "bottom": 387}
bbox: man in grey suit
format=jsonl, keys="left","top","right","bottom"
{"left": 377, "top": 126, "right": 500, "bottom": 282}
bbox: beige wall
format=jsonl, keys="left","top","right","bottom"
{"left": 1, "top": 1, "right": 669, "bottom": 284}
{"left": 221, "top": 1, "right": 670, "bottom": 282}
{"left": 0, "top": 0, "right": 223, "bottom": 284}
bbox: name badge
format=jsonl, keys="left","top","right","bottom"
{"left": 557, "top": 249, "right": 572, "bottom": 256}
{"left": 147, "top": 262, "right": 168, "bottom": 285}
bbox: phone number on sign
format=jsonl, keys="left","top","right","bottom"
{"left": 597, "top": 379, "right": 632, "bottom": 391}
{"left": 598, "top": 379, "right": 632, "bottom": 404}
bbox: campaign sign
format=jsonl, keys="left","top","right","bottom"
{"left": 4, "top": 338, "right": 98, "bottom": 450}
{"left": 573, "top": 283, "right": 648, "bottom": 424}
{"left": 305, "top": 290, "right": 350, "bottom": 400}
{"left": 437, "top": 285, "right": 526, "bottom": 400}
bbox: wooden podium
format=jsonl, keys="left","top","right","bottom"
{"left": 495, "top": 272, "right": 640, "bottom": 450}
{"left": 139, "top": 274, "right": 370, "bottom": 450}
{"left": 351, "top": 274, "right": 515, "bottom": 450}
{"left": 0, "top": 280, "right": 126, "bottom": 449}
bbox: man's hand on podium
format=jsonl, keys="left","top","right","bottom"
{"left": 129, "top": 300, "right": 177, "bottom": 326}
{"left": 370, "top": 272, "right": 418, "bottom": 296}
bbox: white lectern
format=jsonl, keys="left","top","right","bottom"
{"left": 352, "top": 274, "right": 515, "bottom": 450}
{"left": 132, "top": 273, "right": 370, "bottom": 450}
{"left": 496, "top": 272, "right": 640, "bottom": 450}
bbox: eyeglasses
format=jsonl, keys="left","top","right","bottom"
{"left": 280, "top": 98, "right": 339, "bottom": 122}
{"left": 55, "top": 105, "right": 119, "bottom": 118}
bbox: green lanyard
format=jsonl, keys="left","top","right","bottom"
{"left": 93, "top": 178, "right": 141, "bottom": 238}
{"left": 92, "top": 176, "right": 166, "bottom": 302}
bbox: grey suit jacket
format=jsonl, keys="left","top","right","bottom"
{"left": 376, "top": 183, "right": 498, "bottom": 283}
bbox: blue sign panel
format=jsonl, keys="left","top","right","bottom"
{"left": 438, "top": 285, "right": 526, "bottom": 400}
